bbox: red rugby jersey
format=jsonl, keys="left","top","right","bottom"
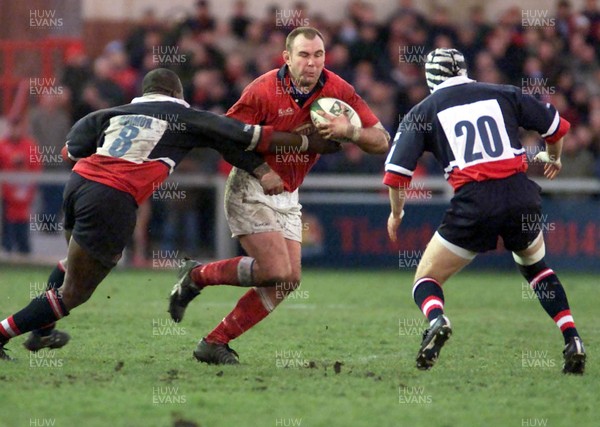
{"left": 227, "top": 65, "right": 379, "bottom": 192}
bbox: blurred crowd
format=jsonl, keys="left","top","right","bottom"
{"left": 2, "top": 0, "right": 600, "bottom": 258}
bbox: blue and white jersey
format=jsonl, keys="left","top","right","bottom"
{"left": 384, "top": 76, "right": 567, "bottom": 190}
{"left": 67, "top": 94, "right": 266, "bottom": 203}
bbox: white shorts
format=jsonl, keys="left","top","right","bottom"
{"left": 225, "top": 167, "right": 303, "bottom": 242}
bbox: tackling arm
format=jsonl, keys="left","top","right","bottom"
{"left": 255, "top": 131, "right": 342, "bottom": 155}
{"left": 193, "top": 111, "right": 340, "bottom": 155}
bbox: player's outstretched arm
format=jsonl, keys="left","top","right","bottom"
{"left": 256, "top": 131, "right": 342, "bottom": 154}
{"left": 193, "top": 111, "right": 340, "bottom": 155}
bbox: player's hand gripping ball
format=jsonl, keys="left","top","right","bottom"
{"left": 310, "top": 97, "right": 362, "bottom": 143}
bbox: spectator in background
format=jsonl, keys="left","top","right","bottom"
{"left": 349, "top": 23, "right": 385, "bottom": 70}
{"left": 179, "top": 0, "right": 216, "bottom": 36}
{"left": 60, "top": 42, "right": 91, "bottom": 121}
{"left": 365, "top": 81, "right": 397, "bottom": 132}
{"left": 187, "top": 68, "right": 235, "bottom": 113}
{"left": 104, "top": 41, "right": 140, "bottom": 100}
{"left": 230, "top": 0, "right": 250, "bottom": 39}
{"left": 326, "top": 43, "right": 354, "bottom": 83}
{"left": 29, "top": 92, "right": 72, "bottom": 232}
{"left": 124, "top": 8, "right": 163, "bottom": 70}
{"left": 133, "top": 47, "right": 163, "bottom": 95}
{"left": 29, "top": 93, "right": 72, "bottom": 163}
{"left": 468, "top": 5, "right": 492, "bottom": 47}
{"left": 0, "top": 119, "right": 42, "bottom": 255}
{"left": 348, "top": 0, "right": 377, "bottom": 28}
{"left": 73, "top": 57, "right": 125, "bottom": 121}
{"left": 473, "top": 50, "right": 505, "bottom": 84}
{"left": 427, "top": 5, "right": 458, "bottom": 47}
{"left": 352, "top": 60, "right": 377, "bottom": 96}
{"left": 236, "top": 20, "right": 266, "bottom": 64}
{"left": 391, "top": 83, "right": 428, "bottom": 123}
{"left": 570, "top": 39, "right": 599, "bottom": 88}
{"left": 560, "top": 125, "right": 595, "bottom": 177}
{"left": 582, "top": 0, "right": 600, "bottom": 31}
{"left": 223, "top": 52, "right": 253, "bottom": 98}
{"left": 337, "top": 17, "right": 359, "bottom": 45}
{"left": 556, "top": 0, "right": 575, "bottom": 41}
{"left": 388, "top": 0, "right": 427, "bottom": 29}
{"left": 127, "top": 29, "right": 164, "bottom": 93}
{"left": 571, "top": 83, "right": 591, "bottom": 122}
{"left": 174, "top": 30, "right": 225, "bottom": 84}
{"left": 457, "top": 25, "right": 483, "bottom": 70}
{"left": 212, "top": 20, "right": 240, "bottom": 56}
{"left": 485, "top": 26, "right": 524, "bottom": 85}
{"left": 537, "top": 40, "right": 565, "bottom": 81}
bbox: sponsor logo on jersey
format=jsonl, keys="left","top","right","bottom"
{"left": 278, "top": 107, "right": 295, "bottom": 117}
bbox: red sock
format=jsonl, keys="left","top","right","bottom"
{"left": 190, "top": 256, "right": 254, "bottom": 289}
{"left": 205, "top": 288, "right": 271, "bottom": 344}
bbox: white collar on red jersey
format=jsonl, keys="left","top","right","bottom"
{"left": 131, "top": 93, "right": 190, "bottom": 108}
{"left": 432, "top": 75, "right": 476, "bottom": 93}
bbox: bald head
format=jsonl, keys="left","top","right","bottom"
{"left": 142, "top": 68, "right": 184, "bottom": 99}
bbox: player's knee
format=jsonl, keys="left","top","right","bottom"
{"left": 257, "top": 263, "right": 293, "bottom": 286}
{"left": 513, "top": 246, "right": 545, "bottom": 267}
{"left": 515, "top": 259, "right": 549, "bottom": 283}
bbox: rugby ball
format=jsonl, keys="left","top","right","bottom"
{"left": 310, "top": 97, "right": 362, "bottom": 143}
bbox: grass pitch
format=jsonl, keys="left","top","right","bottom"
{"left": 0, "top": 266, "right": 597, "bottom": 427}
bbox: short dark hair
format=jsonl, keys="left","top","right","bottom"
{"left": 285, "top": 27, "right": 325, "bottom": 53}
{"left": 142, "top": 68, "right": 183, "bottom": 96}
